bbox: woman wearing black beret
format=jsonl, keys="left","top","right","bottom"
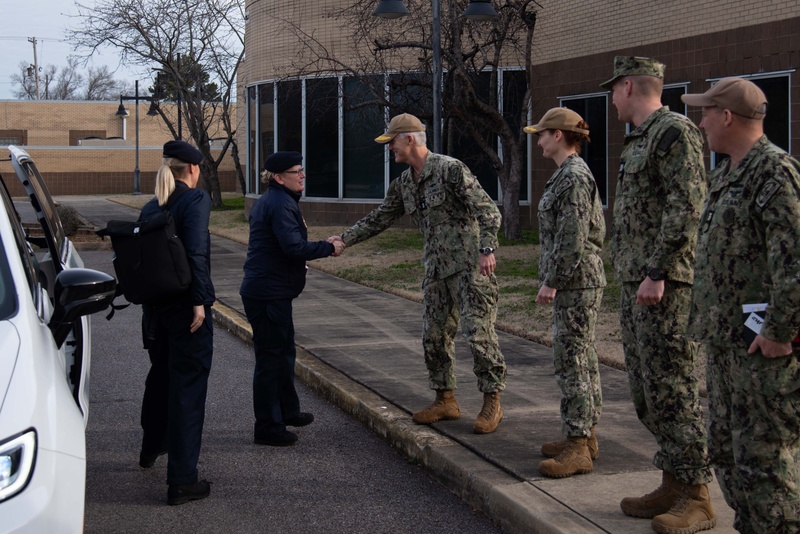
{"left": 138, "top": 140, "right": 215, "bottom": 505}
{"left": 240, "top": 151, "right": 345, "bottom": 446}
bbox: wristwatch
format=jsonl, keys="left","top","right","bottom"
{"left": 480, "top": 247, "right": 494, "bottom": 255}
{"left": 646, "top": 267, "right": 666, "bottom": 281}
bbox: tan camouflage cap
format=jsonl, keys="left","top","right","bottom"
{"left": 681, "top": 77, "right": 767, "bottom": 119}
{"left": 375, "top": 113, "right": 426, "bottom": 143}
{"left": 524, "top": 107, "right": 589, "bottom": 135}
{"left": 599, "top": 56, "right": 666, "bottom": 89}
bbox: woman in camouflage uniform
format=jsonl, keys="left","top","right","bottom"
{"left": 526, "top": 108, "right": 606, "bottom": 478}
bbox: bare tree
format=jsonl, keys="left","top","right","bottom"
{"left": 51, "top": 58, "right": 84, "bottom": 100}
{"left": 285, "top": 0, "right": 541, "bottom": 239}
{"left": 85, "top": 65, "right": 132, "bottom": 100}
{"left": 68, "top": 0, "right": 246, "bottom": 207}
{"left": 10, "top": 62, "right": 39, "bottom": 99}
{"left": 9, "top": 59, "right": 130, "bottom": 101}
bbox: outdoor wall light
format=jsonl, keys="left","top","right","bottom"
{"left": 115, "top": 98, "right": 130, "bottom": 117}
{"left": 372, "top": 0, "right": 409, "bottom": 18}
{"left": 463, "top": 0, "right": 499, "bottom": 21}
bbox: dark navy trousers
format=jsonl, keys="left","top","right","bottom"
{"left": 140, "top": 300, "right": 213, "bottom": 486}
{"left": 241, "top": 296, "right": 301, "bottom": 436}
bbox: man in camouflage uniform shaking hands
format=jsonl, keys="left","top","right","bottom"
{"left": 337, "top": 113, "right": 507, "bottom": 434}
{"left": 684, "top": 78, "right": 800, "bottom": 533}
{"left": 602, "top": 56, "right": 716, "bottom": 533}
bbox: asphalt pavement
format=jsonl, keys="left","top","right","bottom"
{"left": 59, "top": 195, "right": 736, "bottom": 534}
{"left": 81, "top": 250, "right": 496, "bottom": 533}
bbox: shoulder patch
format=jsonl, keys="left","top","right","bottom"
{"left": 756, "top": 178, "right": 783, "bottom": 210}
{"left": 656, "top": 126, "right": 681, "bottom": 155}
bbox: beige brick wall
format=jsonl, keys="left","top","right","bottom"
{"left": 0, "top": 100, "right": 238, "bottom": 195}
{"left": 243, "top": 0, "right": 800, "bottom": 79}
{"left": 534, "top": 0, "right": 800, "bottom": 64}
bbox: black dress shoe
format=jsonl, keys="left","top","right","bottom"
{"left": 285, "top": 412, "right": 315, "bottom": 427}
{"left": 139, "top": 449, "right": 167, "bottom": 469}
{"left": 167, "top": 480, "right": 211, "bottom": 505}
{"left": 254, "top": 430, "right": 298, "bottom": 447}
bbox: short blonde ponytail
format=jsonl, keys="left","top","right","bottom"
{"left": 155, "top": 157, "right": 191, "bottom": 206}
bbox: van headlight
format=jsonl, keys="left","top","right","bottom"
{"left": 0, "top": 430, "right": 36, "bottom": 502}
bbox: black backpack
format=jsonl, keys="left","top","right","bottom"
{"left": 98, "top": 190, "right": 192, "bottom": 305}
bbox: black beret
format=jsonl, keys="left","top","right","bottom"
{"left": 265, "top": 151, "right": 303, "bottom": 173}
{"left": 163, "top": 140, "right": 203, "bottom": 164}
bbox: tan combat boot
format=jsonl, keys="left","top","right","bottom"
{"left": 651, "top": 483, "right": 717, "bottom": 534}
{"left": 473, "top": 392, "right": 503, "bottom": 434}
{"left": 412, "top": 390, "right": 460, "bottom": 424}
{"left": 620, "top": 471, "right": 683, "bottom": 518}
{"left": 541, "top": 426, "right": 599, "bottom": 460}
{"left": 538, "top": 437, "right": 593, "bottom": 478}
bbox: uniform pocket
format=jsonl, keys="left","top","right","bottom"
{"left": 620, "top": 157, "right": 652, "bottom": 197}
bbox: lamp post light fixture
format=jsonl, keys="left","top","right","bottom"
{"left": 116, "top": 80, "right": 158, "bottom": 195}
{"left": 372, "top": 0, "right": 498, "bottom": 153}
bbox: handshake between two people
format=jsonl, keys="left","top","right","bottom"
{"left": 327, "top": 235, "right": 346, "bottom": 257}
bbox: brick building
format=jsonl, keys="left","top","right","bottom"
{"left": 240, "top": 0, "right": 799, "bottom": 229}
{"left": 0, "top": 100, "right": 238, "bottom": 197}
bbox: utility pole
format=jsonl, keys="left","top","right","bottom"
{"left": 28, "top": 37, "right": 40, "bottom": 100}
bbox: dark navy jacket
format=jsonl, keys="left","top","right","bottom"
{"left": 240, "top": 181, "right": 334, "bottom": 301}
{"left": 139, "top": 181, "right": 215, "bottom": 306}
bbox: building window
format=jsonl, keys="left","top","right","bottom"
{"left": 662, "top": 84, "right": 689, "bottom": 116}
{"left": 502, "top": 69, "right": 529, "bottom": 203}
{"left": 305, "top": 77, "right": 339, "bottom": 198}
{"left": 257, "top": 83, "right": 275, "bottom": 194}
{"left": 448, "top": 71, "right": 498, "bottom": 198}
{"left": 277, "top": 80, "right": 302, "bottom": 153}
{"left": 561, "top": 94, "right": 608, "bottom": 206}
{"left": 0, "top": 130, "right": 27, "bottom": 146}
{"left": 247, "top": 68, "right": 528, "bottom": 204}
{"left": 343, "top": 76, "right": 386, "bottom": 199}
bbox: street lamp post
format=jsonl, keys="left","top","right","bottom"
{"left": 116, "top": 80, "right": 159, "bottom": 195}
{"left": 373, "top": 0, "right": 498, "bottom": 154}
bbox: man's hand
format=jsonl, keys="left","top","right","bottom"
{"left": 636, "top": 277, "right": 665, "bottom": 306}
{"left": 536, "top": 284, "right": 557, "bottom": 305}
{"left": 749, "top": 334, "right": 794, "bottom": 358}
{"left": 328, "top": 236, "right": 345, "bottom": 256}
{"left": 479, "top": 252, "right": 496, "bottom": 276}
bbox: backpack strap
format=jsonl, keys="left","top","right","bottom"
{"left": 104, "top": 284, "right": 131, "bottom": 320}
{"left": 165, "top": 185, "right": 190, "bottom": 211}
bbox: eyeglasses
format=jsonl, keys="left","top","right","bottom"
{"left": 282, "top": 168, "right": 305, "bottom": 175}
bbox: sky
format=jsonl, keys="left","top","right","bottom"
{"left": 0, "top": 0, "right": 140, "bottom": 100}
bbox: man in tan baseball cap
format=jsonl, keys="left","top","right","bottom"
{"left": 333, "top": 111, "right": 508, "bottom": 436}
{"left": 374, "top": 113, "right": 426, "bottom": 143}
{"left": 682, "top": 76, "right": 800, "bottom": 533}
{"left": 681, "top": 76, "right": 767, "bottom": 119}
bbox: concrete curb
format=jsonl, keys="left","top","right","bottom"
{"left": 211, "top": 301, "right": 603, "bottom": 533}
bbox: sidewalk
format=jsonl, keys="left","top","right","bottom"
{"left": 59, "top": 195, "right": 735, "bottom": 534}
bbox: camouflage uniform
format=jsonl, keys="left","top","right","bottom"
{"left": 690, "top": 136, "right": 800, "bottom": 533}
{"left": 341, "top": 153, "right": 506, "bottom": 392}
{"left": 611, "top": 106, "right": 713, "bottom": 485}
{"left": 538, "top": 153, "right": 606, "bottom": 437}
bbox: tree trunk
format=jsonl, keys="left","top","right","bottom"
{"left": 229, "top": 139, "right": 246, "bottom": 195}
{"left": 498, "top": 140, "right": 522, "bottom": 240}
